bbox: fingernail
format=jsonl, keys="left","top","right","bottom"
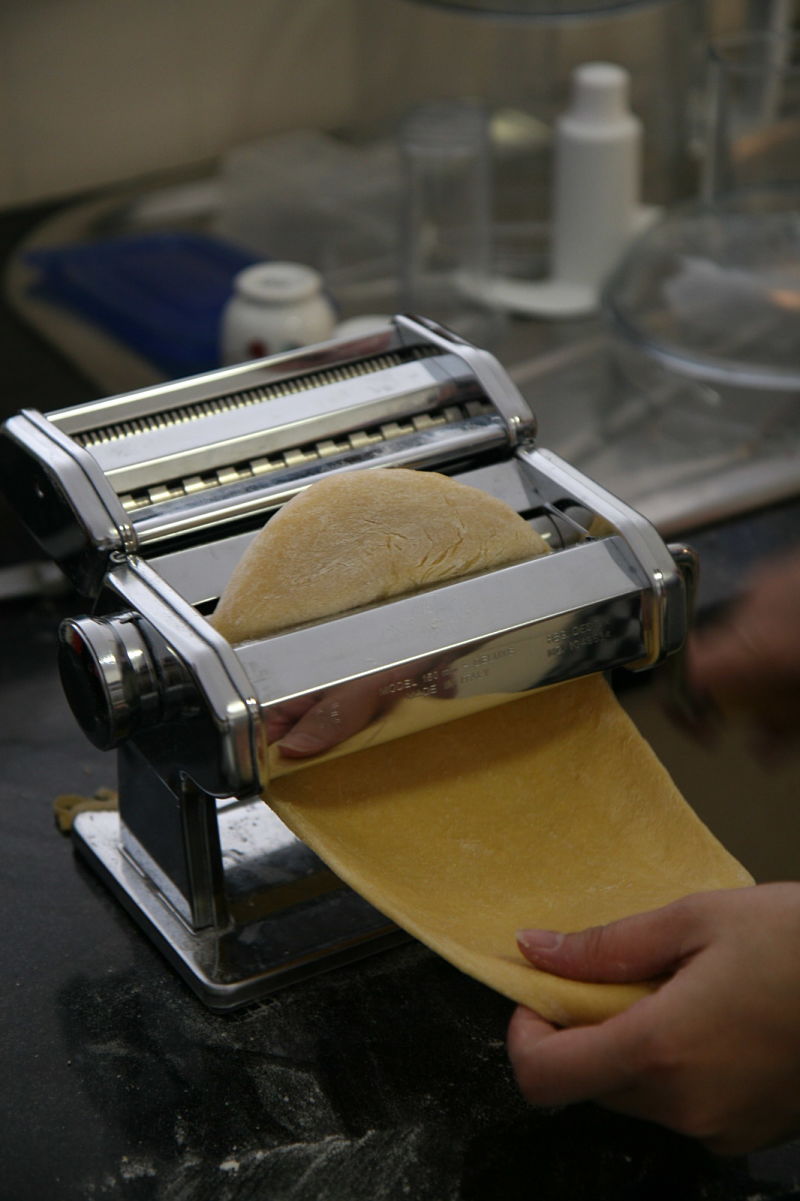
{"left": 516, "top": 928, "right": 563, "bottom": 953}
{"left": 278, "top": 731, "right": 326, "bottom": 756}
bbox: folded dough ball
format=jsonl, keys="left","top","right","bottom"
{"left": 210, "top": 467, "right": 549, "bottom": 643}
{"left": 213, "top": 466, "right": 753, "bottom": 1026}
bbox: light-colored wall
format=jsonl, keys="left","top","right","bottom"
{"left": 0, "top": 0, "right": 761, "bottom": 212}
{"left": 355, "top": 0, "right": 703, "bottom": 206}
{"left": 353, "top": 0, "right": 496, "bottom": 125}
{"left": 0, "top": 0, "right": 358, "bottom": 209}
{"left": 352, "top": 0, "right": 768, "bottom": 127}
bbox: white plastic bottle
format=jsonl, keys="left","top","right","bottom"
{"left": 486, "top": 61, "right": 655, "bottom": 318}
{"left": 550, "top": 62, "right": 642, "bottom": 292}
{"left": 220, "top": 261, "right": 336, "bottom": 365}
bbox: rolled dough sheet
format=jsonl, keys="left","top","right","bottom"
{"left": 268, "top": 677, "right": 751, "bottom": 1027}
{"left": 212, "top": 468, "right": 753, "bottom": 1027}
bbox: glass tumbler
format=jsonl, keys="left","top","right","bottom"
{"left": 703, "top": 30, "right": 800, "bottom": 199}
{"left": 398, "top": 98, "right": 497, "bottom": 340}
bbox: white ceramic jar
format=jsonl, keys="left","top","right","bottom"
{"left": 220, "top": 261, "right": 336, "bottom": 365}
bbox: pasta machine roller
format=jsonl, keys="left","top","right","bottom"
{"left": 0, "top": 314, "right": 696, "bottom": 1009}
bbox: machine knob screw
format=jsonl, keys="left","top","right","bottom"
{"left": 58, "top": 615, "right": 165, "bottom": 750}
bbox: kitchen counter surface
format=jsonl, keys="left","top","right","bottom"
{"left": 4, "top": 595, "right": 797, "bottom": 1196}
{"left": 2, "top": 597, "right": 800, "bottom": 1201}
{"left": 2, "top": 195, "right": 800, "bottom": 1200}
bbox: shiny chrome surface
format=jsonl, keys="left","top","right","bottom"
{"left": 145, "top": 457, "right": 590, "bottom": 609}
{"left": 70, "top": 350, "right": 471, "bottom": 493}
{"left": 240, "top": 539, "right": 646, "bottom": 763}
{"left": 55, "top": 473, "right": 689, "bottom": 797}
{"left": 0, "top": 408, "right": 136, "bottom": 593}
{"left": 60, "top": 614, "right": 164, "bottom": 750}
{"left": 50, "top": 320, "right": 407, "bottom": 434}
{"left": 128, "top": 411, "right": 508, "bottom": 547}
{"left": 97, "top": 556, "right": 263, "bottom": 798}
{"left": 0, "top": 314, "right": 695, "bottom": 1009}
{"left": 394, "top": 314, "right": 537, "bottom": 444}
{"left": 73, "top": 803, "right": 404, "bottom": 1010}
{"left": 57, "top": 535, "right": 650, "bottom": 787}
{"left": 514, "top": 446, "right": 689, "bottom": 665}
{"left": 664, "top": 542, "right": 701, "bottom": 723}
{"left": 4, "top": 315, "right": 535, "bottom": 565}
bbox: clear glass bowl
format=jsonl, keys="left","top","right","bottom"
{"left": 403, "top": 0, "right": 652, "bottom": 17}
{"left": 602, "top": 189, "right": 800, "bottom": 392}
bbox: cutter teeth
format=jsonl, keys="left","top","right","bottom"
{"left": 76, "top": 351, "right": 419, "bottom": 449}
{"left": 118, "top": 398, "right": 493, "bottom": 514}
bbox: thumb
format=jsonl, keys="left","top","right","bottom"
{"left": 516, "top": 897, "right": 707, "bottom": 984}
{"left": 278, "top": 679, "right": 383, "bottom": 757}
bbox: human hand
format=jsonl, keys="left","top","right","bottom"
{"left": 686, "top": 550, "right": 800, "bottom": 752}
{"left": 507, "top": 883, "right": 800, "bottom": 1155}
{"left": 265, "top": 657, "right": 457, "bottom": 759}
{"left": 265, "top": 680, "right": 394, "bottom": 759}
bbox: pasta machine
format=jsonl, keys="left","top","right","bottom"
{"left": 0, "top": 314, "right": 696, "bottom": 1009}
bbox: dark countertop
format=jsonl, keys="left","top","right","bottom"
{"left": 2, "top": 197, "right": 800, "bottom": 1200}
{"left": 4, "top": 597, "right": 800, "bottom": 1201}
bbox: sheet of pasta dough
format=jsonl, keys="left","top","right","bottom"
{"left": 212, "top": 468, "right": 753, "bottom": 1027}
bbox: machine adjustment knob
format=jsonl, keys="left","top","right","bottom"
{"left": 58, "top": 615, "right": 164, "bottom": 750}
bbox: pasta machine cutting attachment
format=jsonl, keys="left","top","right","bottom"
{"left": 0, "top": 315, "right": 697, "bottom": 1009}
